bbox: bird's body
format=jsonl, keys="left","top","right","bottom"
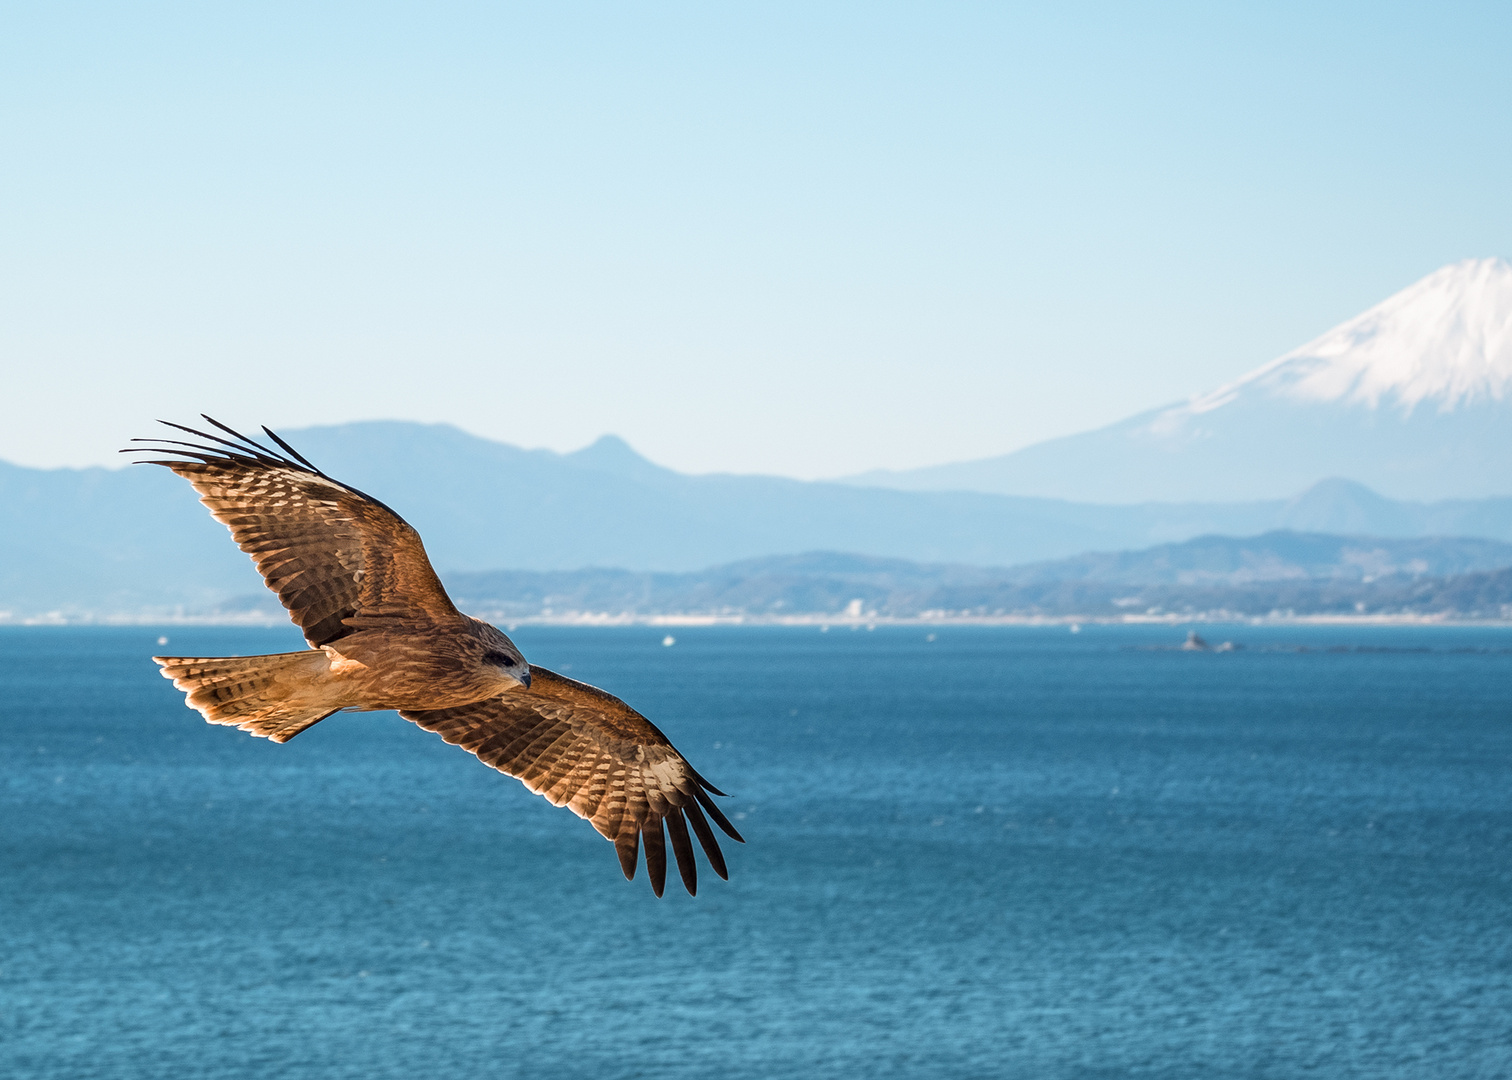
{"left": 155, "top": 615, "right": 522, "bottom": 739}
{"left": 128, "top": 418, "right": 741, "bottom": 896}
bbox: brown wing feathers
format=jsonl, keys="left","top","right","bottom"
{"left": 124, "top": 416, "right": 460, "bottom": 645}
{"left": 401, "top": 668, "right": 743, "bottom": 897}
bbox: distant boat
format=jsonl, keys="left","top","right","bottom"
{"left": 1181, "top": 631, "right": 1210, "bottom": 651}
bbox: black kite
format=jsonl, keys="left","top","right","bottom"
{"left": 127, "top": 418, "right": 742, "bottom": 897}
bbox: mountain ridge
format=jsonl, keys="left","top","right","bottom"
{"left": 11, "top": 419, "right": 1512, "bottom": 616}
{"left": 417, "top": 534, "right": 1512, "bottom": 621}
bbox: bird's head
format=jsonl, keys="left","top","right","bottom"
{"left": 477, "top": 624, "right": 531, "bottom": 690}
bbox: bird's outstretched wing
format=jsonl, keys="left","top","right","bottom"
{"left": 401, "top": 667, "right": 744, "bottom": 897}
{"left": 126, "top": 417, "right": 462, "bottom": 646}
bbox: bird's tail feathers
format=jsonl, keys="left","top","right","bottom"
{"left": 154, "top": 651, "right": 339, "bottom": 742}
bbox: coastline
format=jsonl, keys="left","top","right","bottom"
{"left": 4, "top": 611, "right": 1511, "bottom": 629}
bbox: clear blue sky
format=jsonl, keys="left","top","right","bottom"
{"left": 3, "top": 1, "right": 1509, "bottom": 476}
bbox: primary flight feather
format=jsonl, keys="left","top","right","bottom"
{"left": 127, "top": 417, "right": 742, "bottom": 897}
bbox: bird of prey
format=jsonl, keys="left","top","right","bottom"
{"left": 126, "top": 417, "right": 742, "bottom": 897}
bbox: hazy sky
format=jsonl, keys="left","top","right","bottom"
{"left": 4, "top": 1, "right": 1510, "bottom": 476}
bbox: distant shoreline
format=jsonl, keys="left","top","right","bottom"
{"left": 5, "top": 612, "right": 1512, "bottom": 629}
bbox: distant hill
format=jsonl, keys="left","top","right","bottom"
{"left": 849, "top": 258, "right": 1512, "bottom": 502}
{"left": 990, "top": 530, "right": 1512, "bottom": 586}
{"left": 319, "top": 535, "right": 1512, "bottom": 622}
{"left": 10, "top": 420, "right": 1512, "bottom": 617}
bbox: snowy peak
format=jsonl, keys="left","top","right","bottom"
{"left": 842, "top": 256, "right": 1512, "bottom": 501}
{"left": 1185, "top": 257, "right": 1512, "bottom": 418}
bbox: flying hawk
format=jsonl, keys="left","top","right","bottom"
{"left": 127, "top": 417, "right": 742, "bottom": 897}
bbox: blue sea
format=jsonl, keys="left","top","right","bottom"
{"left": 2, "top": 623, "right": 1510, "bottom": 1079}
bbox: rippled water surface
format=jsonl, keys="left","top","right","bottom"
{"left": 2, "top": 623, "right": 1511, "bottom": 1079}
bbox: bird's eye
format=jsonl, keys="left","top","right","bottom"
{"left": 482, "top": 650, "right": 516, "bottom": 667}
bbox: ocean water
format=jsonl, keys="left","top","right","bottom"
{"left": 1, "top": 623, "right": 1510, "bottom": 1079}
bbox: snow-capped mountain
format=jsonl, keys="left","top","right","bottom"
{"left": 850, "top": 257, "right": 1512, "bottom": 502}
{"left": 1183, "top": 257, "right": 1512, "bottom": 415}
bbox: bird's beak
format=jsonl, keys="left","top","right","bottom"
{"left": 519, "top": 669, "right": 532, "bottom": 689}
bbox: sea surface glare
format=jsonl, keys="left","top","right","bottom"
{"left": 2, "top": 624, "right": 1510, "bottom": 1079}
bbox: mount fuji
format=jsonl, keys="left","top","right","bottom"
{"left": 850, "top": 257, "right": 1512, "bottom": 502}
